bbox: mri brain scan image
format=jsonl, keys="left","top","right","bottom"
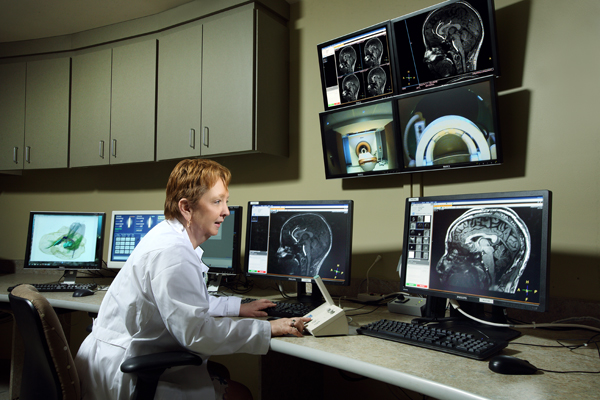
{"left": 338, "top": 45, "right": 357, "bottom": 75}
{"left": 367, "top": 67, "right": 387, "bottom": 96}
{"left": 422, "top": 1, "right": 484, "bottom": 78}
{"left": 435, "top": 207, "right": 531, "bottom": 294}
{"left": 364, "top": 37, "right": 383, "bottom": 68}
{"left": 341, "top": 74, "right": 360, "bottom": 102}
{"left": 276, "top": 213, "right": 333, "bottom": 278}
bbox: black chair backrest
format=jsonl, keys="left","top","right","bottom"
{"left": 9, "top": 284, "right": 79, "bottom": 400}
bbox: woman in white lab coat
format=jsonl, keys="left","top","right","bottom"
{"left": 75, "top": 159, "right": 309, "bottom": 400}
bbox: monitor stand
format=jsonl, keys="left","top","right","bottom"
{"left": 63, "top": 270, "right": 78, "bottom": 285}
{"left": 296, "top": 281, "right": 323, "bottom": 307}
{"left": 413, "top": 296, "right": 520, "bottom": 342}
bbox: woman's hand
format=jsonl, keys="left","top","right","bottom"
{"left": 239, "top": 298, "right": 277, "bottom": 317}
{"left": 270, "top": 317, "right": 311, "bottom": 337}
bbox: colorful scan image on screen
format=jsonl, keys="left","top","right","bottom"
{"left": 392, "top": 0, "right": 499, "bottom": 93}
{"left": 397, "top": 76, "right": 500, "bottom": 171}
{"left": 320, "top": 99, "right": 403, "bottom": 179}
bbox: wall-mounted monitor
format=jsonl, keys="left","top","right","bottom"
{"left": 317, "top": 21, "right": 396, "bottom": 111}
{"left": 397, "top": 75, "right": 501, "bottom": 172}
{"left": 392, "top": 0, "right": 499, "bottom": 93}
{"left": 24, "top": 211, "right": 106, "bottom": 284}
{"left": 319, "top": 98, "right": 403, "bottom": 179}
{"left": 107, "top": 210, "right": 165, "bottom": 269}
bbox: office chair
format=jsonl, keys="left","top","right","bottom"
{"left": 9, "top": 284, "right": 203, "bottom": 400}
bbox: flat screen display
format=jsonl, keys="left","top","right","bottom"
{"left": 199, "top": 205, "right": 243, "bottom": 275}
{"left": 392, "top": 0, "right": 499, "bottom": 93}
{"left": 397, "top": 75, "right": 501, "bottom": 172}
{"left": 245, "top": 200, "right": 354, "bottom": 286}
{"left": 400, "top": 190, "right": 552, "bottom": 312}
{"left": 24, "top": 211, "right": 105, "bottom": 271}
{"left": 107, "top": 210, "right": 165, "bottom": 269}
{"left": 319, "top": 98, "right": 403, "bottom": 179}
{"left": 317, "top": 21, "right": 396, "bottom": 111}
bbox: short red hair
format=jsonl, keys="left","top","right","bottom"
{"left": 164, "top": 159, "right": 231, "bottom": 221}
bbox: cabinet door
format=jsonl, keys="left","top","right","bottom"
{"left": 156, "top": 24, "right": 203, "bottom": 161}
{"left": 70, "top": 49, "right": 112, "bottom": 167}
{"left": 0, "top": 63, "right": 26, "bottom": 171}
{"left": 201, "top": 7, "right": 254, "bottom": 156}
{"left": 24, "top": 58, "right": 70, "bottom": 170}
{"left": 111, "top": 40, "right": 157, "bottom": 165}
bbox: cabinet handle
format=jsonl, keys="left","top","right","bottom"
{"left": 25, "top": 146, "right": 31, "bottom": 163}
{"left": 99, "top": 140, "right": 105, "bottom": 159}
{"left": 111, "top": 139, "right": 117, "bottom": 158}
{"left": 203, "top": 127, "right": 209, "bottom": 147}
{"left": 13, "top": 147, "right": 18, "bottom": 164}
{"left": 189, "top": 129, "right": 195, "bottom": 149}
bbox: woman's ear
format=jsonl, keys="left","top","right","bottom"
{"left": 178, "top": 198, "right": 192, "bottom": 225}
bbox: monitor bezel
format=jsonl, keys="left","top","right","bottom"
{"left": 391, "top": 0, "right": 500, "bottom": 94}
{"left": 244, "top": 200, "right": 354, "bottom": 287}
{"left": 399, "top": 190, "right": 552, "bottom": 313}
{"left": 317, "top": 20, "right": 397, "bottom": 111}
{"left": 202, "top": 205, "right": 243, "bottom": 276}
{"left": 106, "top": 210, "right": 165, "bottom": 270}
{"left": 24, "top": 211, "right": 106, "bottom": 272}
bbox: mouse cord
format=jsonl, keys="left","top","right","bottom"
{"left": 448, "top": 299, "right": 600, "bottom": 333}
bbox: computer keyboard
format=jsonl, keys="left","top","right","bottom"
{"left": 7, "top": 283, "right": 98, "bottom": 293}
{"left": 242, "top": 298, "right": 318, "bottom": 318}
{"left": 357, "top": 319, "right": 508, "bottom": 360}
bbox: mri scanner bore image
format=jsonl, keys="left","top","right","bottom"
{"left": 431, "top": 207, "right": 532, "bottom": 294}
{"left": 320, "top": 99, "right": 402, "bottom": 178}
{"left": 397, "top": 78, "right": 498, "bottom": 169}
{"left": 267, "top": 211, "right": 349, "bottom": 280}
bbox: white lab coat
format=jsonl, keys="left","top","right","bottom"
{"left": 74, "top": 219, "right": 271, "bottom": 400}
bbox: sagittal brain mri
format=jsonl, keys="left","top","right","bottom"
{"left": 367, "top": 67, "right": 387, "bottom": 96}
{"left": 435, "top": 207, "right": 531, "bottom": 294}
{"left": 276, "top": 213, "right": 332, "bottom": 278}
{"left": 40, "top": 222, "right": 87, "bottom": 259}
{"left": 422, "top": 1, "right": 484, "bottom": 78}
{"left": 338, "top": 45, "right": 357, "bottom": 75}
{"left": 341, "top": 74, "right": 360, "bottom": 102}
{"left": 364, "top": 37, "right": 383, "bottom": 68}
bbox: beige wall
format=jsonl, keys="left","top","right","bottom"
{"left": 1, "top": 0, "right": 599, "bottom": 303}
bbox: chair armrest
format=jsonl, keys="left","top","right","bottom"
{"left": 121, "top": 351, "right": 203, "bottom": 374}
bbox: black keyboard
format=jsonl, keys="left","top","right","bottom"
{"left": 7, "top": 283, "right": 98, "bottom": 293}
{"left": 357, "top": 319, "right": 507, "bottom": 360}
{"left": 242, "top": 298, "right": 318, "bottom": 318}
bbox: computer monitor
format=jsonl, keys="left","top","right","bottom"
{"left": 200, "top": 206, "right": 243, "bottom": 292}
{"left": 317, "top": 21, "right": 396, "bottom": 111}
{"left": 397, "top": 75, "right": 502, "bottom": 172}
{"left": 399, "top": 190, "right": 552, "bottom": 341}
{"left": 391, "top": 0, "right": 500, "bottom": 94}
{"left": 107, "top": 210, "right": 165, "bottom": 269}
{"left": 245, "top": 200, "right": 354, "bottom": 304}
{"left": 319, "top": 98, "right": 404, "bottom": 179}
{"left": 24, "top": 211, "right": 106, "bottom": 285}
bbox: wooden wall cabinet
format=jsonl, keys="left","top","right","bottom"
{"left": 0, "top": 63, "right": 26, "bottom": 171}
{"left": 23, "top": 58, "right": 71, "bottom": 170}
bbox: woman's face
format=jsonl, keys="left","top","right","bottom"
{"left": 189, "top": 179, "right": 230, "bottom": 247}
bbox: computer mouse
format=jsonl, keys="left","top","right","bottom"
{"left": 488, "top": 355, "right": 538, "bottom": 375}
{"left": 73, "top": 288, "right": 95, "bottom": 297}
